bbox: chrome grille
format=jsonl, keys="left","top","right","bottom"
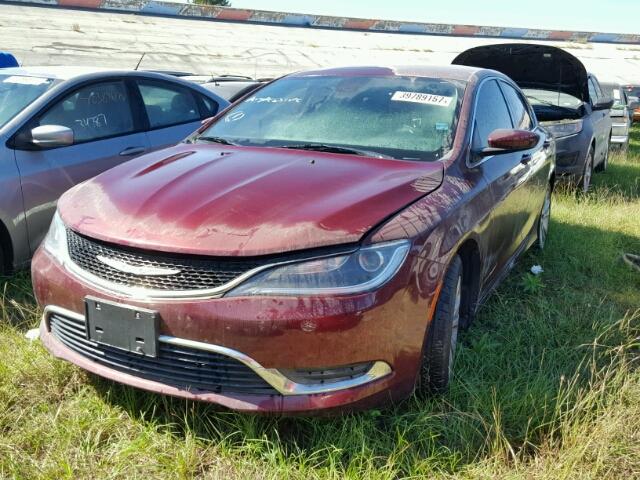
{"left": 49, "top": 313, "right": 278, "bottom": 395}
{"left": 66, "top": 229, "right": 267, "bottom": 292}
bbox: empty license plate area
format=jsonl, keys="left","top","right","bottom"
{"left": 85, "top": 296, "right": 159, "bottom": 357}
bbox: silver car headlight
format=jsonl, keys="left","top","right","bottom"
{"left": 43, "top": 210, "right": 68, "bottom": 264}
{"left": 226, "top": 240, "right": 411, "bottom": 297}
{"left": 545, "top": 119, "right": 583, "bottom": 138}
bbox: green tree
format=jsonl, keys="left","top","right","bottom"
{"left": 193, "top": 0, "right": 230, "bottom": 5}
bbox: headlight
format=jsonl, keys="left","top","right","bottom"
{"left": 226, "top": 240, "right": 411, "bottom": 297}
{"left": 43, "top": 210, "right": 68, "bottom": 264}
{"left": 545, "top": 120, "right": 583, "bottom": 138}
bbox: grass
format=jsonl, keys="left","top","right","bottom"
{"left": 1, "top": 130, "right": 639, "bottom": 479}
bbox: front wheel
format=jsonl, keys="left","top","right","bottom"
{"left": 421, "top": 255, "right": 463, "bottom": 393}
{"left": 579, "top": 147, "right": 594, "bottom": 193}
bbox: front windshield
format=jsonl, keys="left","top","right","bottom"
{"left": 523, "top": 88, "right": 582, "bottom": 110}
{"left": 196, "top": 75, "right": 465, "bottom": 161}
{"left": 0, "top": 74, "right": 56, "bottom": 128}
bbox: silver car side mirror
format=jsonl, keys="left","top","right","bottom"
{"left": 31, "top": 125, "right": 74, "bottom": 148}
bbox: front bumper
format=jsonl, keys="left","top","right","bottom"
{"left": 32, "top": 246, "right": 438, "bottom": 413}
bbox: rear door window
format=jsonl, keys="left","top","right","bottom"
{"left": 499, "top": 82, "right": 533, "bottom": 130}
{"left": 38, "top": 80, "right": 135, "bottom": 143}
{"left": 473, "top": 79, "right": 513, "bottom": 150}
{"left": 137, "top": 80, "right": 200, "bottom": 129}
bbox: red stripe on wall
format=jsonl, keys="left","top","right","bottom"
{"left": 343, "top": 19, "right": 376, "bottom": 30}
{"left": 548, "top": 31, "right": 573, "bottom": 40}
{"left": 452, "top": 25, "right": 480, "bottom": 35}
{"left": 215, "top": 9, "right": 253, "bottom": 21}
{"left": 58, "top": 0, "right": 103, "bottom": 7}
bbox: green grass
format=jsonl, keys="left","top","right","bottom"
{"left": 1, "top": 130, "right": 639, "bottom": 479}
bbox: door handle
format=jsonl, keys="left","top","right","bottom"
{"left": 520, "top": 153, "right": 532, "bottom": 164}
{"left": 119, "top": 146, "right": 146, "bottom": 156}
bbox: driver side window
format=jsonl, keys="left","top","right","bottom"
{"left": 473, "top": 79, "right": 513, "bottom": 150}
{"left": 38, "top": 80, "right": 135, "bottom": 144}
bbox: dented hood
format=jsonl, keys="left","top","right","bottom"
{"left": 59, "top": 144, "right": 443, "bottom": 256}
{"left": 453, "top": 43, "right": 589, "bottom": 102}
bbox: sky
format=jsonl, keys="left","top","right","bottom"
{"left": 230, "top": 0, "right": 640, "bottom": 35}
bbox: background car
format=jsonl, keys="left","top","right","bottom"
{"left": 184, "top": 75, "right": 268, "bottom": 103}
{"left": 32, "top": 65, "right": 555, "bottom": 413}
{"left": 0, "top": 67, "right": 229, "bottom": 273}
{"left": 601, "top": 82, "right": 631, "bottom": 152}
{"left": 454, "top": 44, "right": 613, "bottom": 192}
{"left": 623, "top": 84, "right": 640, "bottom": 122}
{"left": 0, "top": 52, "right": 19, "bottom": 68}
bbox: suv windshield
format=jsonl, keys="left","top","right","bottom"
{"left": 524, "top": 88, "right": 582, "bottom": 110}
{"left": 196, "top": 75, "right": 465, "bottom": 161}
{"left": 0, "top": 74, "right": 56, "bottom": 128}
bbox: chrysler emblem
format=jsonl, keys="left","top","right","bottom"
{"left": 96, "top": 255, "right": 181, "bottom": 276}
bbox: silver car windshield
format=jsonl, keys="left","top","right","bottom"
{"left": 0, "top": 74, "right": 56, "bottom": 128}
{"left": 197, "top": 75, "right": 464, "bottom": 161}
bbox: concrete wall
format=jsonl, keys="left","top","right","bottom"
{"left": 7, "top": 0, "right": 640, "bottom": 44}
{"left": 2, "top": 3, "right": 640, "bottom": 83}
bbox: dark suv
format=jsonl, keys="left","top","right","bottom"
{"left": 454, "top": 44, "right": 613, "bottom": 192}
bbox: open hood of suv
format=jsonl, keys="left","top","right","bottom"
{"left": 452, "top": 43, "right": 589, "bottom": 102}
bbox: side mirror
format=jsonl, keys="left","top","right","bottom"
{"left": 476, "top": 129, "right": 540, "bottom": 157}
{"left": 592, "top": 99, "right": 614, "bottom": 111}
{"left": 31, "top": 125, "right": 74, "bottom": 148}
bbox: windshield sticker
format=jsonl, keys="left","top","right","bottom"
{"left": 245, "top": 96, "right": 301, "bottom": 104}
{"left": 2, "top": 75, "right": 50, "bottom": 86}
{"left": 391, "top": 91, "right": 453, "bottom": 107}
{"left": 225, "top": 111, "right": 245, "bottom": 122}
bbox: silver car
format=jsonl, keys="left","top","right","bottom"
{"left": 601, "top": 82, "right": 632, "bottom": 152}
{"left": 0, "top": 67, "right": 229, "bottom": 274}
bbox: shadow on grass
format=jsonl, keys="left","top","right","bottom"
{"left": 88, "top": 213, "right": 640, "bottom": 474}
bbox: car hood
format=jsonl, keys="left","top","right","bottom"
{"left": 59, "top": 144, "right": 444, "bottom": 256}
{"left": 452, "top": 43, "right": 589, "bottom": 102}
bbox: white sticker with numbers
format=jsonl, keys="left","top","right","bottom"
{"left": 391, "top": 91, "right": 453, "bottom": 107}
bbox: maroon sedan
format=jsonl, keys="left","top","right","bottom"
{"left": 32, "top": 66, "right": 555, "bottom": 414}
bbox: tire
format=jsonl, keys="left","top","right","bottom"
{"left": 422, "top": 255, "right": 463, "bottom": 393}
{"left": 579, "top": 147, "right": 594, "bottom": 193}
{"left": 595, "top": 137, "right": 610, "bottom": 173}
{"left": 0, "top": 246, "right": 4, "bottom": 277}
{"left": 537, "top": 186, "right": 552, "bottom": 250}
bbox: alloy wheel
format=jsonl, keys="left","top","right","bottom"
{"left": 582, "top": 150, "right": 593, "bottom": 193}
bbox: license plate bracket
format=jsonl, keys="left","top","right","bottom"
{"left": 85, "top": 296, "right": 159, "bottom": 357}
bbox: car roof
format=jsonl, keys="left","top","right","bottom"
{"left": 0, "top": 66, "right": 114, "bottom": 80}
{"left": 289, "top": 65, "right": 483, "bottom": 82}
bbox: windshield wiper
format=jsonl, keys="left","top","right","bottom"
{"left": 279, "top": 143, "right": 390, "bottom": 158}
{"left": 197, "top": 136, "right": 237, "bottom": 146}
